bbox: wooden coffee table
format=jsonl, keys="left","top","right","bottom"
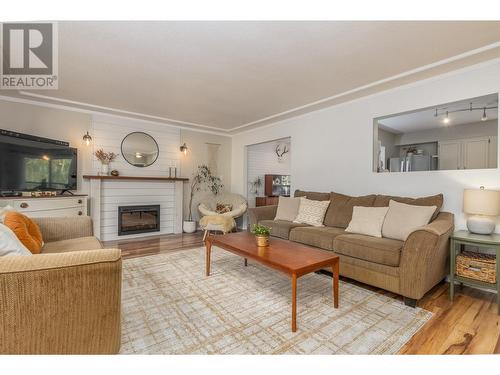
{"left": 205, "top": 231, "right": 339, "bottom": 332}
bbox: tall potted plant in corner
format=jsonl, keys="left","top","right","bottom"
{"left": 184, "top": 165, "right": 223, "bottom": 233}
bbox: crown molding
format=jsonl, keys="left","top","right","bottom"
{"left": 231, "top": 56, "right": 500, "bottom": 138}
{"left": 0, "top": 92, "right": 231, "bottom": 137}
{"left": 228, "top": 41, "right": 500, "bottom": 134}
{"left": 2, "top": 41, "right": 500, "bottom": 136}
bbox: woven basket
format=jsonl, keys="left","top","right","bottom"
{"left": 456, "top": 251, "right": 496, "bottom": 284}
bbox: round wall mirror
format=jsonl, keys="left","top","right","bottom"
{"left": 121, "top": 132, "right": 159, "bottom": 167}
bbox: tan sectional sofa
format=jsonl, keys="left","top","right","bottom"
{"left": 0, "top": 216, "right": 122, "bottom": 354}
{"left": 248, "top": 190, "right": 454, "bottom": 306}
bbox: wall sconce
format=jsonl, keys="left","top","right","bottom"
{"left": 180, "top": 143, "right": 188, "bottom": 155}
{"left": 83, "top": 131, "right": 92, "bottom": 146}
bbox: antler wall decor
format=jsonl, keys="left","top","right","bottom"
{"left": 275, "top": 143, "right": 289, "bottom": 162}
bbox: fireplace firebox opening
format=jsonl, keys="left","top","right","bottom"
{"left": 118, "top": 205, "right": 160, "bottom": 236}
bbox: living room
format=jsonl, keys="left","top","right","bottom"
{"left": 1, "top": 1, "right": 500, "bottom": 373}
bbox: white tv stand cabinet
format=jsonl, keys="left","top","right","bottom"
{"left": 0, "top": 195, "right": 88, "bottom": 218}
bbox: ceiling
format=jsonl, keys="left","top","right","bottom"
{"left": 2, "top": 21, "right": 500, "bottom": 133}
{"left": 378, "top": 94, "right": 499, "bottom": 134}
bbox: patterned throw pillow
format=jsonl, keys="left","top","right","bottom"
{"left": 216, "top": 203, "right": 233, "bottom": 214}
{"left": 293, "top": 197, "right": 330, "bottom": 227}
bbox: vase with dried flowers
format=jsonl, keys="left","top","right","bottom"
{"left": 94, "top": 149, "right": 117, "bottom": 175}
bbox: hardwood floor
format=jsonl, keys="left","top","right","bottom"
{"left": 103, "top": 231, "right": 204, "bottom": 260}
{"left": 400, "top": 282, "right": 500, "bottom": 354}
{"left": 106, "top": 232, "right": 500, "bottom": 354}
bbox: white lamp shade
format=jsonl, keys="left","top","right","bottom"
{"left": 463, "top": 188, "right": 500, "bottom": 216}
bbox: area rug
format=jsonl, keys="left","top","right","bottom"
{"left": 120, "top": 247, "right": 432, "bottom": 354}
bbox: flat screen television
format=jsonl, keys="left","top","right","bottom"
{"left": 0, "top": 129, "right": 77, "bottom": 192}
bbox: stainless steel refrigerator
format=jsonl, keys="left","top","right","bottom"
{"left": 389, "top": 154, "right": 430, "bottom": 172}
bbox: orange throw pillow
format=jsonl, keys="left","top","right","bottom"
{"left": 3, "top": 212, "right": 43, "bottom": 254}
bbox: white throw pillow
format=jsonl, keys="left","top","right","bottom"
{"left": 382, "top": 200, "right": 437, "bottom": 241}
{"left": 293, "top": 197, "right": 330, "bottom": 227}
{"left": 346, "top": 206, "right": 389, "bottom": 238}
{"left": 0, "top": 223, "right": 32, "bottom": 257}
{"left": 274, "top": 196, "right": 301, "bottom": 221}
{"left": 0, "top": 205, "right": 15, "bottom": 223}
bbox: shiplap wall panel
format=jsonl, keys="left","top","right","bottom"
{"left": 247, "top": 139, "right": 291, "bottom": 208}
{"left": 91, "top": 115, "right": 182, "bottom": 240}
{"left": 92, "top": 119, "right": 181, "bottom": 176}
{"left": 98, "top": 174, "right": 177, "bottom": 241}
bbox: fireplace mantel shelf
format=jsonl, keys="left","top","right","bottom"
{"left": 83, "top": 175, "right": 188, "bottom": 182}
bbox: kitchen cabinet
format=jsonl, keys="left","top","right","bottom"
{"left": 438, "top": 140, "right": 461, "bottom": 170}
{"left": 438, "top": 137, "right": 496, "bottom": 170}
{"left": 463, "top": 138, "right": 489, "bottom": 169}
{"left": 489, "top": 136, "right": 498, "bottom": 168}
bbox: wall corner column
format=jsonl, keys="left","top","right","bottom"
{"left": 174, "top": 180, "right": 184, "bottom": 234}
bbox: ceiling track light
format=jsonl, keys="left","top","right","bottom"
{"left": 435, "top": 103, "right": 497, "bottom": 123}
{"left": 443, "top": 111, "right": 450, "bottom": 124}
{"left": 481, "top": 107, "right": 488, "bottom": 122}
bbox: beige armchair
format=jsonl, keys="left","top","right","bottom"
{"left": 0, "top": 217, "right": 122, "bottom": 354}
{"left": 198, "top": 192, "right": 248, "bottom": 219}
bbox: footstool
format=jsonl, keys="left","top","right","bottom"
{"left": 199, "top": 215, "right": 236, "bottom": 241}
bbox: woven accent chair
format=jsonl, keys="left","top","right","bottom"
{"left": 198, "top": 193, "right": 247, "bottom": 240}
{"left": 198, "top": 192, "right": 248, "bottom": 220}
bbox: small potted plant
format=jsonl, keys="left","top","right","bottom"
{"left": 251, "top": 224, "right": 271, "bottom": 247}
{"left": 94, "top": 149, "right": 117, "bottom": 175}
{"left": 248, "top": 176, "right": 263, "bottom": 195}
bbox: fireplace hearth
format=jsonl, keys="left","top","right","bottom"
{"left": 118, "top": 205, "right": 160, "bottom": 236}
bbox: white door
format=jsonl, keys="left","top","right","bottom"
{"left": 438, "top": 141, "right": 461, "bottom": 170}
{"left": 463, "top": 137, "right": 490, "bottom": 170}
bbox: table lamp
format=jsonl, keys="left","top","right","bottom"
{"left": 463, "top": 186, "right": 500, "bottom": 234}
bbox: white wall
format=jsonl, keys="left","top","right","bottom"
{"left": 179, "top": 129, "right": 232, "bottom": 221}
{"left": 378, "top": 128, "right": 398, "bottom": 159}
{"left": 246, "top": 138, "right": 291, "bottom": 208}
{"left": 231, "top": 59, "right": 500, "bottom": 232}
{"left": 0, "top": 100, "right": 92, "bottom": 193}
